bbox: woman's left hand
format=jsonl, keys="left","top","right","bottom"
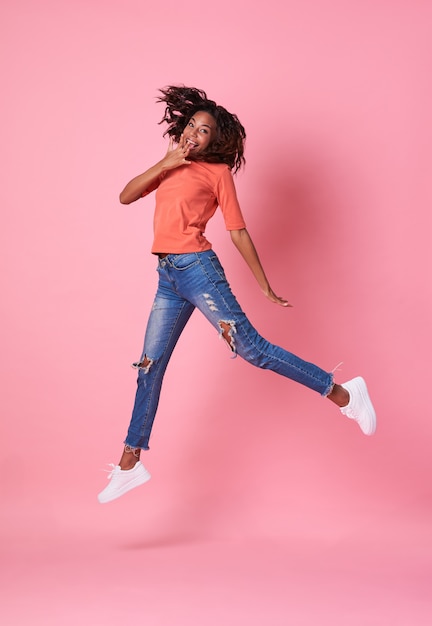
{"left": 264, "top": 287, "right": 293, "bottom": 307}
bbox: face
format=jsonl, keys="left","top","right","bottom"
{"left": 183, "top": 111, "right": 216, "bottom": 154}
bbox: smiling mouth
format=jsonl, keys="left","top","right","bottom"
{"left": 186, "top": 139, "right": 198, "bottom": 149}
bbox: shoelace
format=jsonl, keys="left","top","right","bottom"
{"left": 102, "top": 463, "right": 118, "bottom": 479}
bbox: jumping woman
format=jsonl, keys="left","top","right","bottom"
{"left": 98, "top": 85, "right": 376, "bottom": 504}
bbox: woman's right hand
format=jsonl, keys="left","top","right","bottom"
{"left": 162, "top": 135, "right": 192, "bottom": 170}
{"left": 119, "top": 135, "right": 192, "bottom": 204}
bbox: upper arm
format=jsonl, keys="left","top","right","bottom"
{"left": 230, "top": 228, "right": 247, "bottom": 242}
{"left": 217, "top": 169, "right": 246, "bottom": 231}
{"left": 229, "top": 228, "right": 250, "bottom": 252}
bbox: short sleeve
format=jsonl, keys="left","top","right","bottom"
{"left": 215, "top": 167, "right": 247, "bottom": 230}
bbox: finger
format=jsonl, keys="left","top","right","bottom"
{"left": 280, "top": 298, "right": 293, "bottom": 307}
{"left": 273, "top": 295, "right": 292, "bottom": 307}
{"left": 176, "top": 139, "right": 189, "bottom": 156}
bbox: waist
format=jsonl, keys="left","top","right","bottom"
{"left": 156, "top": 249, "right": 211, "bottom": 258}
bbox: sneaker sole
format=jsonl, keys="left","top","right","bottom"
{"left": 351, "top": 377, "right": 376, "bottom": 436}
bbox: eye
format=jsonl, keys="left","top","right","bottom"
{"left": 188, "top": 121, "right": 194, "bottom": 128}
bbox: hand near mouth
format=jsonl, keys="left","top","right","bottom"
{"left": 162, "top": 135, "right": 192, "bottom": 170}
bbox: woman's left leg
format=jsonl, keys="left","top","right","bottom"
{"left": 173, "top": 251, "right": 375, "bottom": 435}
{"left": 175, "top": 250, "right": 334, "bottom": 395}
{"left": 177, "top": 251, "right": 375, "bottom": 434}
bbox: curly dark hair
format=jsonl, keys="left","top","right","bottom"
{"left": 157, "top": 85, "right": 246, "bottom": 173}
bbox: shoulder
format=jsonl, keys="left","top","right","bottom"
{"left": 192, "top": 161, "right": 231, "bottom": 175}
{"left": 194, "top": 162, "right": 234, "bottom": 185}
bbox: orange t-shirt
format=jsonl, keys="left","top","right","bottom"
{"left": 142, "top": 161, "right": 246, "bottom": 254}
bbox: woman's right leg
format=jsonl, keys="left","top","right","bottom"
{"left": 98, "top": 273, "right": 194, "bottom": 503}
{"left": 123, "top": 284, "right": 195, "bottom": 457}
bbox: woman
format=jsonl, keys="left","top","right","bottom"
{"left": 98, "top": 86, "right": 376, "bottom": 504}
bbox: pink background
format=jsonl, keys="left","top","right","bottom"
{"left": 1, "top": 1, "right": 432, "bottom": 624}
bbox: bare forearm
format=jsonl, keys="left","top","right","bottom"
{"left": 120, "top": 136, "right": 194, "bottom": 205}
{"left": 230, "top": 229, "right": 270, "bottom": 293}
{"left": 230, "top": 229, "right": 291, "bottom": 307}
{"left": 119, "top": 160, "right": 166, "bottom": 204}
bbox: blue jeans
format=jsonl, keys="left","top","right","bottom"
{"left": 125, "top": 250, "right": 333, "bottom": 449}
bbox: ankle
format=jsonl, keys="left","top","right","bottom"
{"left": 327, "top": 383, "right": 350, "bottom": 408}
{"left": 119, "top": 444, "right": 141, "bottom": 470}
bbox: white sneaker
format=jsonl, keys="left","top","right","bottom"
{"left": 340, "top": 376, "right": 376, "bottom": 436}
{"left": 97, "top": 461, "right": 151, "bottom": 503}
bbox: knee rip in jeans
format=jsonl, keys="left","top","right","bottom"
{"left": 132, "top": 355, "right": 153, "bottom": 373}
{"left": 218, "top": 320, "right": 237, "bottom": 354}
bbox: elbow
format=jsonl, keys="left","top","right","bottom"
{"left": 119, "top": 191, "right": 134, "bottom": 205}
{"left": 230, "top": 228, "right": 246, "bottom": 244}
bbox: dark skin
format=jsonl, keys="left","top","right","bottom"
{"left": 118, "top": 112, "right": 351, "bottom": 469}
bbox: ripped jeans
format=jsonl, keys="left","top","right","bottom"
{"left": 125, "top": 250, "right": 333, "bottom": 449}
